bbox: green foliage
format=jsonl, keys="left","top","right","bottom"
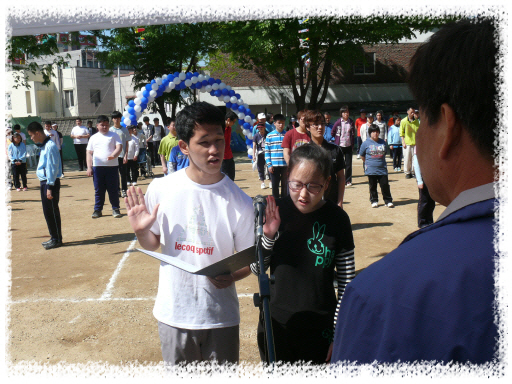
{"left": 216, "top": 16, "right": 458, "bottom": 111}
{"left": 7, "top": 34, "right": 71, "bottom": 89}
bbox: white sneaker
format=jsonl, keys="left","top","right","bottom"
{"left": 269, "top": 182, "right": 272, "bottom": 189}
{"left": 372, "top": 202, "right": 378, "bottom": 208}
{"left": 132, "top": 182, "right": 137, "bottom": 186}
{"left": 357, "top": 155, "right": 361, "bottom": 159}
{"left": 387, "top": 202, "right": 394, "bottom": 208}
{"left": 261, "top": 182, "right": 266, "bottom": 189}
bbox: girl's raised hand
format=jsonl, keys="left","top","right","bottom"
{"left": 263, "top": 195, "right": 281, "bottom": 239}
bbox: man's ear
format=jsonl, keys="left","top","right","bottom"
{"left": 438, "top": 103, "right": 462, "bottom": 160}
{"left": 179, "top": 140, "right": 189, "bottom": 156}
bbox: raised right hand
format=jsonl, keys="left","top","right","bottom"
{"left": 125, "top": 186, "right": 159, "bottom": 234}
{"left": 263, "top": 195, "right": 281, "bottom": 239}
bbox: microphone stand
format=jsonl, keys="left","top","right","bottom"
{"left": 253, "top": 200, "right": 276, "bottom": 367}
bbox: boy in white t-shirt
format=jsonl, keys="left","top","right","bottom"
{"left": 86, "top": 115, "right": 123, "bottom": 219}
{"left": 125, "top": 102, "right": 255, "bottom": 365}
{"left": 126, "top": 125, "right": 140, "bottom": 186}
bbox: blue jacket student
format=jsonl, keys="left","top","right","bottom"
{"left": 37, "top": 137, "right": 63, "bottom": 189}
{"left": 8, "top": 141, "right": 27, "bottom": 163}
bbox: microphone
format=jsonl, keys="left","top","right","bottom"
{"left": 253, "top": 195, "right": 267, "bottom": 238}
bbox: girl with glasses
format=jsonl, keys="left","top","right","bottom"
{"left": 250, "top": 144, "right": 355, "bottom": 365}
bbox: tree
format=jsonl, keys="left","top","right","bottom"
{"left": 90, "top": 23, "right": 219, "bottom": 122}
{"left": 7, "top": 34, "right": 71, "bottom": 89}
{"left": 215, "top": 16, "right": 458, "bottom": 112}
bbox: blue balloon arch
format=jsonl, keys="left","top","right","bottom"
{"left": 122, "top": 71, "right": 256, "bottom": 158}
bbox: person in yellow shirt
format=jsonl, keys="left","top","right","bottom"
{"left": 399, "top": 107, "right": 420, "bottom": 179}
{"left": 158, "top": 117, "right": 179, "bottom": 175}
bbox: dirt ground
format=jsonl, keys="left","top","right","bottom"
{"left": 5, "top": 151, "right": 441, "bottom": 373}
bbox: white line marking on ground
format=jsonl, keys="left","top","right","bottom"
{"left": 99, "top": 236, "right": 138, "bottom": 301}
{"left": 69, "top": 315, "right": 81, "bottom": 324}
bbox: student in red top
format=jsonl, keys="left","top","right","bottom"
{"left": 355, "top": 109, "right": 367, "bottom": 159}
{"left": 282, "top": 110, "right": 311, "bottom": 165}
{"left": 221, "top": 110, "right": 238, "bottom": 181}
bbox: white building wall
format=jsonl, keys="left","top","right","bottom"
{"left": 74, "top": 68, "right": 120, "bottom": 115}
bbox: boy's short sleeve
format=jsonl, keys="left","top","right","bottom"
{"left": 144, "top": 181, "right": 161, "bottom": 236}
{"left": 281, "top": 130, "right": 292, "bottom": 149}
{"left": 234, "top": 198, "right": 256, "bottom": 252}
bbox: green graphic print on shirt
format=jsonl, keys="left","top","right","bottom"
{"left": 307, "top": 221, "right": 335, "bottom": 268}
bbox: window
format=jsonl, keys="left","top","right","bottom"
{"left": 64, "top": 90, "right": 74, "bottom": 108}
{"left": 295, "top": 66, "right": 307, "bottom": 78}
{"left": 26, "top": 91, "right": 32, "bottom": 114}
{"left": 90, "top": 89, "right": 101, "bottom": 104}
{"left": 354, "top": 53, "right": 376, "bottom": 75}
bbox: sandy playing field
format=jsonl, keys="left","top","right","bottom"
{"left": 5, "top": 152, "right": 441, "bottom": 374}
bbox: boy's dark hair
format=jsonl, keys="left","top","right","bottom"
{"left": 97, "top": 115, "right": 109, "bottom": 124}
{"left": 394, "top": 116, "right": 401, "bottom": 124}
{"left": 303, "top": 110, "right": 325, "bottom": 128}
{"left": 339, "top": 105, "right": 349, "bottom": 115}
{"left": 111, "top": 111, "right": 123, "bottom": 119}
{"left": 408, "top": 18, "right": 497, "bottom": 159}
{"left": 368, "top": 124, "right": 380, "bottom": 135}
{"left": 44, "top": 121, "right": 52, "bottom": 126}
{"left": 273, "top": 113, "right": 285, "bottom": 122}
{"left": 288, "top": 144, "right": 332, "bottom": 181}
{"left": 175, "top": 102, "right": 225, "bottom": 144}
{"left": 166, "top": 117, "right": 176, "bottom": 126}
{"left": 225, "top": 110, "right": 237, "bottom": 121}
{"left": 87, "top": 120, "right": 92, "bottom": 125}
{"left": 143, "top": 116, "right": 150, "bottom": 122}
{"left": 154, "top": 117, "right": 160, "bottom": 122}
{"left": 27, "top": 121, "right": 45, "bottom": 133}
{"left": 266, "top": 113, "right": 273, "bottom": 121}
{"left": 13, "top": 124, "right": 21, "bottom": 130}
{"left": 127, "top": 125, "right": 137, "bottom": 130}
{"left": 376, "top": 110, "right": 383, "bottom": 116}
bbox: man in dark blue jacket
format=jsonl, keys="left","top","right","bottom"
{"left": 331, "top": 19, "right": 498, "bottom": 365}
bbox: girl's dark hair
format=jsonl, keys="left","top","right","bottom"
{"left": 287, "top": 144, "right": 332, "bottom": 181}
{"left": 303, "top": 109, "right": 325, "bottom": 129}
{"left": 175, "top": 102, "right": 225, "bottom": 144}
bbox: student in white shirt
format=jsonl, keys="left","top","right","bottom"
{"left": 126, "top": 125, "right": 140, "bottom": 186}
{"left": 70, "top": 118, "right": 91, "bottom": 171}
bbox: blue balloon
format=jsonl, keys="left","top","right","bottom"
{"left": 174, "top": 72, "right": 179, "bottom": 77}
{"left": 190, "top": 83, "right": 196, "bottom": 89}
{"left": 201, "top": 80, "right": 208, "bottom": 87}
{"left": 221, "top": 88, "right": 229, "bottom": 96}
{"left": 156, "top": 89, "right": 164, "bottom": 97}
{"left": 246, "top": 109, "right": 251, "bottom": 116}
{"left": 121, "top": 122, "right": 126, "bottom": 127}
{"left": 226, "top": 102, "right": 232, "bottom": 108}
{"left": 243, "top": 122, "right": 251, "bottom": 129}
{"left": 238, "top": 119, "right": 245, "bottom": 126}
{"left": 246, "top": 138, "right": 252, "bottom": 146}
{"left": 210, "top": 91, "right": 216, "bottom": 96}
{"left": 162, "top": 79, "right": 169, "bottom": 87}
{"left": 235, "top": 93, "right": 241, "bottom": 99}
{"left": 186, "top": 72, "right": 192, "bottom": 79}
{"left": 193, "top": 72, "right": 199, "bottom": 77}
{"left": 208, "top": 78, "right": 215, "bottom": 85}
{"left": 145, "top": 84, "right": 152, "bottom": 91}
{"left": 214, "top": 90, "right": 222, "bottom": 97}
{"left": 129, "top": 114, "right": 136, "bottom": 121}
{"left": 229, "top": 90, "right": 235, "bottom": 97}
{"left": 159, "top": 84, "right": 166, "bottom": 91}
{"left": 140, "top": 97, "right": 148, "bottom": 105}
{"left": 127, "top": 107, "right": 135, "bottom": 115}
{"left": 248, "top": 154, "right": 253, "bottom": 160}
{"left": 151, "top": 79, "right": 156, "bottom": 84}
{"left": 128, "top": 100, "right": 135, "bottom": 107}
{"left": 140, "top": 103, "right": 147, "bottom": 110}
{"left": 231, "top": 103, "right": 238, "bottom": 110}
{"left": 238, "top": 105, "right": 245, "bottom": 112}
{"left": 215, "top": 79, "right": 221, "bottom": 84}
{"left": 142, "top": 90, "right": 150, "bottom": 98}
{"left": 250, "top": 113, "right": 255, "bottom": 119}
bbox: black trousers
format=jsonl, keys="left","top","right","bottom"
{"left": 40, "top": 179, "right": 62, "bottom": 241}
{"left": 12, "top": 162, "right": 27, "bottom": 189}
{"left": 391, "top": 146, "right": 403, "bottom": 169}
{"left": 74, "top": 143, "right": 87, "bottom": 171}
{"left": 367, "top": 174, "right": 392, "bottom": 204}
{"left": 127, "top": 159, "right": 139, "bottom": 184}
{"left": 340, "top": 146, "right": 353, "bottom": 184}
{"left": 270, "top": 166, "right": 288, "bottom": 199}
{"left": 221, "top": 157, "right": 236, "bottom": 181}
{"left": 418, "top": 183, "right": 436, "bottom": 228}
{"left": 147, "top": 142, "right": 155, "bottom": 166}
{"left": 153, "top": 141, "right": 161, "bottom": 165}
{"left": 117, "top": 157, "right": 128, "bottom": 192}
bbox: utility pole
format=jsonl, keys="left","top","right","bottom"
{"left": 118, "top": 66, "right": 123, "bottom": 111}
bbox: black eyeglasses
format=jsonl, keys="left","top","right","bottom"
{"left": 288, "top": 181, "right": 326, "bottom": 194}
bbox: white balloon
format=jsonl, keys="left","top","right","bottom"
{"left": 238, "top": 113, "right": 246, "bottom": 120}
{"left": 134, "top": 105, "right": 142, "bottom": 112}
{"left": 218, "top": 96, "right": 224, "bottom": 102}
{"left": 225, "top": 85, "right": 231, "bottom": 91}
{"left": 230, "top": 96, "right": 237, "bottom": 103}
{"left": 247, "top": 133, "right": 253, "bottom": 140}
{"left": 168, "top": 82, "right": 176, "bottom": 90}
{"left": 123, "top": 111, "right": 130, "bottom": 118}
{"left": 197, "top": 74, "right": 204, "bottom": 82}
{"left": 252, "top": 119, "right": 257, "bottom": 124}
{"left": 156, "top": 77, "right": 162, "bottom": 85}
{"left": 162, "top": 74, "right": 168, "bottom": 80}
{"left": 185, "top": 79, "right": 192, "bottom": 87}
{"left": 248, "top": 148, "right": 254, "bottom": 156}
{"left": 136, "top": 91, "right": 143, "bottom": 98}
{"left": 205, "top": 85, "right": 212, "bottom": 92}
{"left": 238, "top": 99, "right": 243, "bottom": 105}
{"left": 244, "top": 115, "right": 252, "bottom": 123}
{"left": 221, "top": 96, "right": 229, "bottom": 103}
{"left": 219, "top": 82, "right": 226, "bottom": 90}
{"left": 191, "top": 76, "right": 198, "bottom": 84}
{"left": 200, "top": 87, "right": 206, "bottom": 93}
{"left": 178, "top": 72, "right": 187, "bottom": 80}
{"left": 243, "top": 104, "right": 249, "bottom": 110}
{"left": 151, "top": 83, "right": 159, "bottom": 91}
{"left": 243, "top": 129, "right": 250, "bottom": 136}
{"left": 150, "top": 90, "right": 157, "bottom": 98}
{"left": 124, "top": 118, "right": 131, "bottom": 126}
{"left": 134, "top": 98, "right": 141, "bottom": 105}
{"left": 148, "top": 96, "right": 155, "bottom": 102}
{"left": 174, "top": 78, "right": 182, "bottom": 85}
{"left": 212, "top": 83, "right": 219, "bottom": 91}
